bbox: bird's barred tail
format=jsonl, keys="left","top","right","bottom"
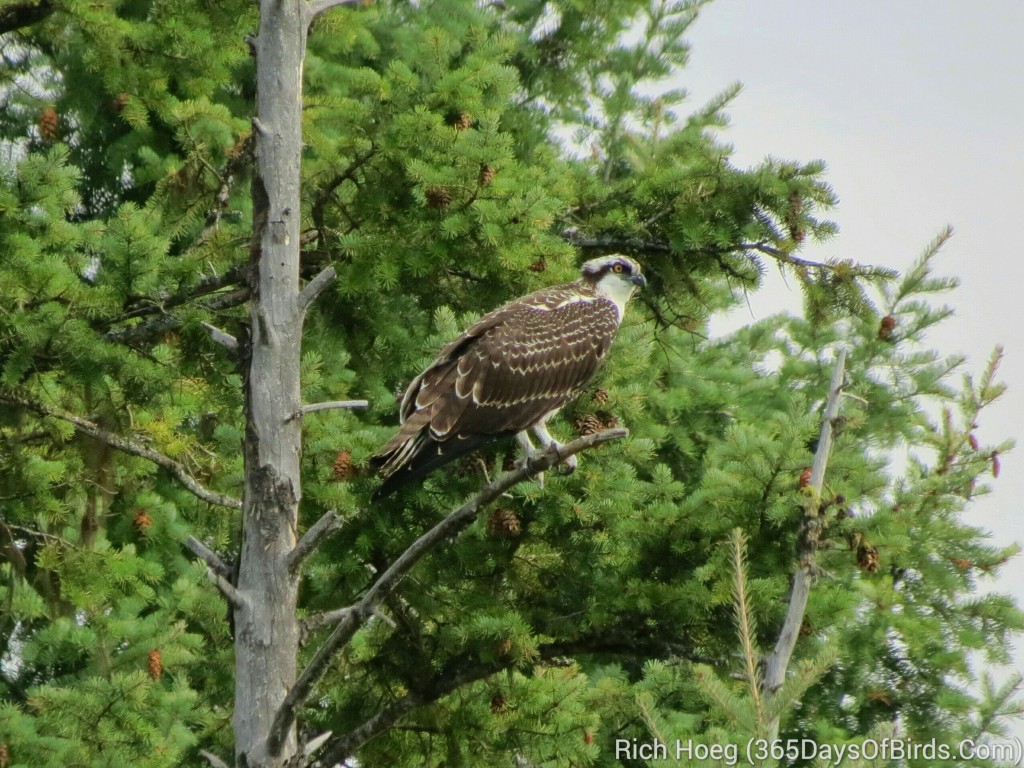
{"left": 370, "top": 429, "right": 504, "bottom": 499}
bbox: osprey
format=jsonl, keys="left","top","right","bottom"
{"left": 371, "top": 254, "right": 645, "bottom": 497}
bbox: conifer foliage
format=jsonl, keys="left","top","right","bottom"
{"left": 0, "top": 1, "right": 1020, "bottom": 766}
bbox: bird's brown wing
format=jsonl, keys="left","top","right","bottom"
{"left": 373, "top": 286, "right": 620, "bottom": 494}
{"left": 432, "top": 296, "right": 619, "bottom": 438}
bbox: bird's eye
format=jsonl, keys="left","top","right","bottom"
{"left": 612, "top": 264, "right": 624, "bottom": 273}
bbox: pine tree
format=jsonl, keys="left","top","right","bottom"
{"left": 0, "top": 1, "right": 1019, "bottom": 767}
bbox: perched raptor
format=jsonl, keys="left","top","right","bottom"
{"left": 371, "top": 254, "right": 645, "bottom": 497}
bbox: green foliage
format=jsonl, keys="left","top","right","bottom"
{"left": 0, "top": 0, "right": 1019, "bottom": 766}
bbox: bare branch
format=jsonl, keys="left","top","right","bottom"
{"left": 302, "top": 731, "right": 333, "bottom": 759}
{"left": 105, "top": 288, "right": 249, "bottom": 347}
{"left": 287, "top": 400, "right": 368, "bottom": 422}
{"left": 267, "top": 428, "right": 628, "bottom": 757}
{"left": 563, "top": 231, "right": 672, "bottom": 254}
{"left": 201, "top": 322, "right": 239, "bottom": 350}
{"left": 302, "top": 400, "right": 368, "bottom": 415}
{"left": 307, "top": 0, "right": 363, "bottom": 22}
{"left": 763, "top": 349, "right": 847, "bottom": 717}
{"left": 288, "top": 510, "right": 345, "bottom": 574}
{"left": 297, "top": 265, "right": 337, "bottom": 316}
{"left": 185, "top": 535, "right": 234, "bottom": 581}
{"left": 315, "top": 660, "right": 502, "bottom": 767}
{"left": 1, "top": 395, "right": 242, "bottom": 510}
{"left": 300, "top": 607, "right": 353, "bottom": 645}
{"left": 199, "top": 749, "right": 231, "bottom": 768}
{"left": 206, "top": 567, "right": 245, "bottom": 608}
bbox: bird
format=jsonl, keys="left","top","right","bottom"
{"left": 370, "top": 254, "right": 646, "bottom": 498}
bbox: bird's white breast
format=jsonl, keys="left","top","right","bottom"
{"left": 594, "top": 273, "right": 635, "bottom": 320}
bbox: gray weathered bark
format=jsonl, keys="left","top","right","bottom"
{"left": 234, "top": 1, "right": 311, "bottom": 765}
{"left": 762, "top": 347, "right": 847, "bottom": 738}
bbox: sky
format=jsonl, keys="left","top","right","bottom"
{"left": 680, "top": 0, "right": 1024, "bottom": 736}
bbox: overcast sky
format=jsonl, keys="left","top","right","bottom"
{"left": 681, "top": 0, "right": 1024, "bottom": 735}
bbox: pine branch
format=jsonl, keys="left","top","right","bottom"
{"left": 266, "top": 428, "right": 628, "bottom": 757}
{"left": 313, "top": 660, "right": 502, "bottom": 768}
{"left": 729, "top": 529, "right": 763, "bottom": 722}
{"left": 105, "top": 288, "right": 249, "bottom": 346}
{"left": 0, "top": 395, "right": 242, "bottom": 510}
{"left": 563, "top": 231, "right": 672, "bottom": 254}
{"left": 305, "top": 629, "right": 696, "bottom": 766}
{"left": 762, "top": 348, "right": 847, "bottom": 733}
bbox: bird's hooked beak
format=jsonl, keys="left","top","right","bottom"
{"left": 629, "top": 273, "right": 647, "bottom": 289}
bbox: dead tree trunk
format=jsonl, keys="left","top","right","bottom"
{"left": 234, "top": 1, "right": 311, "bottom": 765}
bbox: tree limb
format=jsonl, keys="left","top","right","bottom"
{"left": 105, "top": 288, "right": 249, "bottom": 346}
{"left": 306, "top": 0, "right": 363, "bottom": 22}
{"left": 311, "top": 629, "right": 700, "bottom": 766}
{"left": 313, "top": 660, "right": 502, "bottom": 767}
{"left": 185, "top": 535, "right": 234, "bottom": 581}
{"left": 198, "top": 749, "right": 232, "bottom": 768}
{"left": 297, "top": 265, "right": 336, "bottom": 316}
{"left": 205, "top": 567, "right": 246, "bottom": 609}
{"left": 287, "top": 400, "right": 368, "bottom": 422}
{"left": 0, "top": 395, "right": 242, "bottom": 510}
{"left": 0, "top": 0, "right": 54, "bottom": 34}
{"left": 267, "top": 427, "right": 628, "bottom": 757}
{"left": 288, "top": 510, "right": 345, "bottom": 574}
{"left": 762, "top": 349, "right": 847, "bottom": 713}
{"left": 563, "top": 231, "right": 672, "bottom": 254}
{"left": 300, "top": 607, "right": 352, "bottom": 645}
{"left": 201, "top": 322, "right": 239, "bottom": 350}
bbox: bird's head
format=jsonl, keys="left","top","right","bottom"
{"left": 580, "top": 254, "right": 646, "bottom": 314}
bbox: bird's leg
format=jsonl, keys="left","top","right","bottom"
{"left": 514, "top": 431, "right": 545, "bottom": 488}
{"left": 532, "top": 421, "right": 577, "bottom": 475}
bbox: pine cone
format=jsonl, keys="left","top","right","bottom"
{"left": 425, "top": 185, "right": 452, "bottom": 208}
{"left": 856, "top": 542, "right": 879, "bottom": 573}
{"left": 798, "top": 467, "right": 813, "bottom": 489}
{"left": 527, "top": 257, "right": 547, "bottom": 273}
{"left": 575, "top": 413, "right": 603, "bottom": 436}
{"left": 0, "top": 743, "right": 9, "bottom": 768}
{"left": 148, "top": 648, "right": 163, "bottom": 681}
{"left": 133, "top": 509, "right": 153, "bottom": 530}
{"left": 583, "top": 731, "right": 594, "bottom": 745}
{"left": 992, "top": 450, "right": 1001, "bottom": 478}
{"left": 592, "top": 388, "right": 610, "bottom": 405}
{"left": 490, "top": 692, "right": 508, "bottom": 713}
{"left": 487, "top": 508, "right": 520, "bottom": 537}
{"left": 38, "top": 106, "right": 59, "bottom": 141}
{"left": 598, "top": 412, "right": 619, "bottom": 430}
{"left": 878, "top": 314, "right": 896, "bottom": 341}
{"left": 332, "top": 450, "right": 353, "bottom": 481}
{"left": 453, "top": 111, "right": 473, "bottom": 130}
{"left": 478, "top": 163, "right": 496, "bottom": 187}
